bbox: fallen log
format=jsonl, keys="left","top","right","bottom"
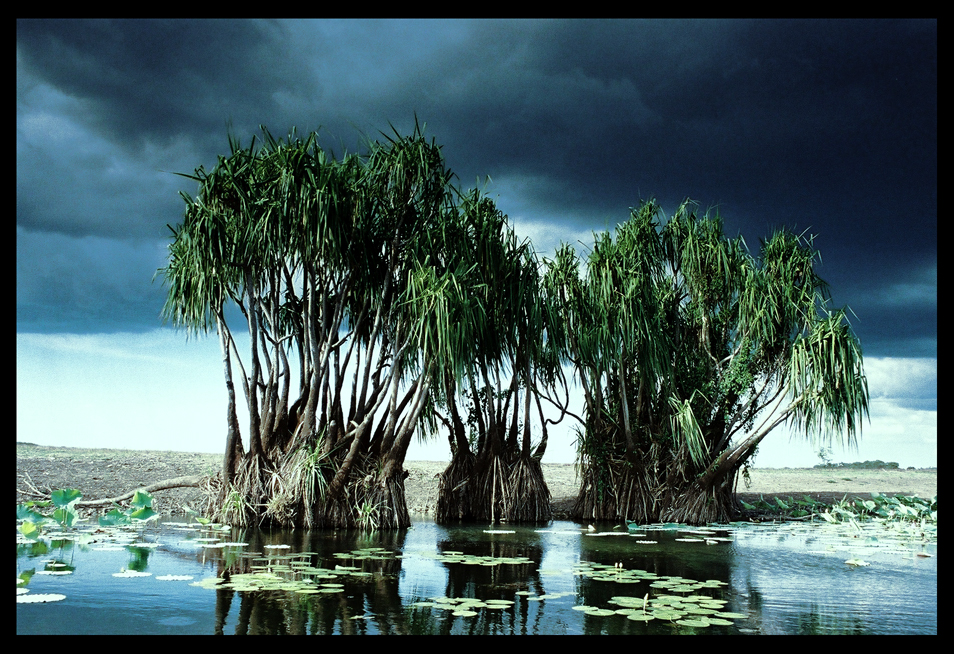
{"left": 75, "top": 475, "right": 207, "bottom": 507}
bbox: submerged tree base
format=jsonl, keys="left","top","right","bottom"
{"left": 437, "top": 452, "right": 551, "bottom": 524}
{"left": 203, "top": 449, "right": 413, "bottom": 530}
{"left": 658, "top": 477, "right": 740, "bottom": 525}
{"left": 573, "top": 457, "right": 741, "bottom": 526}
{"left": 436, "top": 451, "right": 477, "bottom": 522}
{"left": 505, "top": 456, "right": 552, "bottom": 523}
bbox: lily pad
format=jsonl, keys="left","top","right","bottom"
{"left": 610, "top": 596, "right": 644, "bottom": 607}
{"left": 705, "top": 618, "right": 735, "bottom": 626}
{"left": 652, "top": 609, "right": 685, "bottom": 621}
{"left": 668, "top": 584, "right": 701, "bottom": 593}
{"left": 627, "top": 613, "right": 655, "bottom": 621}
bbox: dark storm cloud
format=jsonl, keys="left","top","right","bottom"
{"left": 459, "top": 19, "right": 936, "bottom": 359}
{"left": 16, "top": 19, "right": 325, "bottom": 236}
{"left": 362, "top": 20, "right": 936, "bottom": 287}
{"left": 16, "top": 19, "right": 936, "bottom": 356}
{"left": 439, "top": 20, "right": 936, "bottom": 227}
{"left": 16, "top": 226, "right": 168, "bottom": 334}
{"left": 16, "top": 19, "right": 314, "bottom": 151}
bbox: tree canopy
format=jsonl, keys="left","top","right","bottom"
{"left": 160, "top": 123, "right": 868, "bottom": 529}
{"left": 161, "top": 122, "right": 481, "bottom": 528}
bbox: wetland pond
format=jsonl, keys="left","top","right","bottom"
{"left": 17, "top": 517, "right": 936, "bottom": 635}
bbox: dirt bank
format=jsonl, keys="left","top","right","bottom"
{"left": 16, "top": 443, "right": 936, "bottom": 520}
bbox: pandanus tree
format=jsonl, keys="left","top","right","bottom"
{"left": 160, "top": 123, "right": 470, "bottom": 529}
{"left": 545, "top": 199, "right": 869, "bottom": 525}
{"left": 434, "top": 192, "right": 563, "bottom": 523}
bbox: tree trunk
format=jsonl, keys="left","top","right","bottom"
{"left": 368, "top": 462, "right": 412, "bottom": 530}
{"left": 437, "top": 449, "right": 477, "bottom": 521}
{"left": 659, "top": 468, "right": 741, "bottom": 524}
{"left": 504, "top": 454, "right": 551, "bottom": 523}
{"left": 218, "top": 315, "right": 245, "bottom": 506}
{"left": 573, "top": 456, "right": 659, "bottom": 523}
{"left": 572, "top": 448, "right": 745, "bottom": 526}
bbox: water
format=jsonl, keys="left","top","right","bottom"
{"left": 17, "top": 518, "right": 936, "bottom": 635}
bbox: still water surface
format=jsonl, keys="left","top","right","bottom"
{"left": 17, "top": 518, "right": 936, "bottom": 635}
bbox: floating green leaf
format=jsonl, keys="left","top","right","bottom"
{"left": 627, "top": 613, "right": 655, "bottom": 622}
{"left": 715, "top": 612, "right": 748, "bottom": 619}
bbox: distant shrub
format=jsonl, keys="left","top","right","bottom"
{"left": 813, "top": 460, "right": 900, "bottom": 470}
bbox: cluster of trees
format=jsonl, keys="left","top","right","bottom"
{"left": 545, "top": 201, "right": 868, "bottom": 523}
{"left": 160, "top": 123, "right": 868, "bottom": 528}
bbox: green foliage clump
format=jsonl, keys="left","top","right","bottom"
{"left": 98, "top": 489, "right": 158, "bottom": 526}
{"left": 741, "top": 492, "right": 937, "bottom": 534}
{"left": 818, "top": 492, "right": 936, "bottom": 525}
{"left": 17, "top": 488, "right": 158, "bottom": 542}
{"left": 17, "top": 488, "right": 84, "bottom": 540}
{"left": 546, "top": 198, "right": 869, "bottom": 524}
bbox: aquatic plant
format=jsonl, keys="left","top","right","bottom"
{"left": 17, "top": 487, "right": 84, "bottom": 539}
{"left": 98, "top": 489, "right": 159, "bottom": 526}
{"left": 739, "top": 492, "right": 937, "bottom": 536}
{"left": 356, "top": 502, "right": 380, "bottom": 532}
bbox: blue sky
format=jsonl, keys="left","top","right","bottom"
{"left": 17, "top": 19, "right": 936, "bottom": 467}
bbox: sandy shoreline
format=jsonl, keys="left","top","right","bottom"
{"left": 16, "top": 444, "right": 936, "bottom": 519}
